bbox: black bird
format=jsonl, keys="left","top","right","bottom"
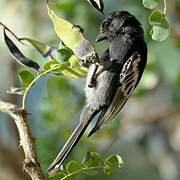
{"left": 48, "top": 11, "right": 147, "bottom": 175}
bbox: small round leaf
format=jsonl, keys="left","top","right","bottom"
{"left": 104, "top": 154, "right": 123, "bottom": 168}
{"left": 43, "top": 60, "right": 60, "bottom": 71}
{"left": 142, "top": 0, "right": 159, "bottom": 9}
{"left": 56, "top": 48, "right": 73, "bottom": 63}
{"left": 82, "top": 152, "right": 101, "bottom": 167}
{"left": 149, "top": 10, "right": 170, "bottom": 41}
{"left": 103, "top": 164, "right": 112, "bottom": 175}
{"left": 66, "top": 160, "right": 82, "bottom": 174}
{"left": 151, "top": 25, "right": 169, "bottom": 41}
{"left": 18, "top": 70, "right": 34, "bottom": 88}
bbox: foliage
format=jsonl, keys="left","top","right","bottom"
{"left": 142, "top": 0, "right": 169, "bottom": 41}
{"left": 0, "top": 1, "right": 124, "bottom": 179}
{"left": 3, "top": 3, "right": 90, "bottom": 109}
{"left": 0, "top": 0, "right": 175, "bottom": 179}
{"left": 51, "top": 152, "right": 123, "bottom": 180}
{"left": 2, "top": 0, "right": 171, "bottom": 110}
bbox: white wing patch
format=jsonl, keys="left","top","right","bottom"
{"left": 120, "top": 53, "right": 141, "bottom": 97}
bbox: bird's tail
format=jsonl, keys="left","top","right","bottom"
{"left": 48, "top": 106, "right": 98, "bottom": 176}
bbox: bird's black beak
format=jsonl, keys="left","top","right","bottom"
{"left": 95, "top": 32, "right": 108, "bottom": 42}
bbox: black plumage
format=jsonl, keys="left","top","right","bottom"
{"left": 48, "top": 11, "right": 147, "bottom": 175}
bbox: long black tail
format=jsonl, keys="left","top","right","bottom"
{"left": 48, "top": 106, "right": 98, "bottom": 176}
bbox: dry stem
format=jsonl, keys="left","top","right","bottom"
{"left": 0, "top": 99, "right": 44, "bottom": 180}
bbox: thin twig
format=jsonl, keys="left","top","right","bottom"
{"left": 0, "top": 21, "right": 26, "bottom": 46}
{"left": 60, "top": 166, "right": 103, "bottom": 180}
{"left": 0, "top": 22, "right": 20, "bottom": 41}
{"left": 163, "top": 0, "right": 167, "bottom": 15}
{"left": 22, "top": 62, "right": 69, "bottom": 109}
{"left": 0, "top": 100, "right": 44, "bottom": 180}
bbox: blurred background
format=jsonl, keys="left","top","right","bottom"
{"left": 0, "top": 0, "right": 180, "bottom": 180}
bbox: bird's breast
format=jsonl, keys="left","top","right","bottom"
{"left": 85, "top": 64, "right": 119, "bottom": 111}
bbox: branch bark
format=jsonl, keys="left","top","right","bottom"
{"left": 0, "top": 99, "right": 44, "bottom": 180}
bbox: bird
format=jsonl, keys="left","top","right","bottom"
{"left": 48, "top": 10, "right": 147, "bottom": 175}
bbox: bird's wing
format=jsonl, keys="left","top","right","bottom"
{"left": 88, "top": 52, "right": 141, "bottom": 136}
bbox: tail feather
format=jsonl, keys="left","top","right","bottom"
{"left": 48, "top": 107, "right": 98, "bottom": 176}
{"left": 88, "top": 90, "right": 128, "bottom": 137}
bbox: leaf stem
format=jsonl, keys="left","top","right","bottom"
{"left": 60, "top": 166, "right": 103, "bottom": 180}
{"left": 163, "top": 0, "right": 167, "bottom": 15}
{"left": 21, "top": 65, "right": 63, "bottom": 110}
{"left": 0, "top": 22, "right": 24, "bottom": 44}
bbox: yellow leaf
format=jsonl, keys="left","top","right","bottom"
{"left": 69, "top": 55, "right": 81, "bottom": 68}
{"left": 62, "top": 67, "right": 87, "bottom": 78}
{"left": 47, "top": 5, "right": 96, "bottom": 61}
{"left": 21, "top": 38, "right": 50, "bottom": 56}
{"left": 61, "top": 55, "right": 87, "bottom": 78}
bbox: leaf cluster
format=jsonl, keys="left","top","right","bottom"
{"left": 142, "top": 0, "right": 169, "bottom": 41}
{"left": 51, "top": 152, "right": 123, "bottom": 180}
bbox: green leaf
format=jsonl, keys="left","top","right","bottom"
{"left": 47, "top": 4, "right": 82, "bottom": 50}
{"left": 43, "top": 58, "right": 86, "bottom": 78}
{"left": 61, "top": 55, "right": 87, "bottom": 78}
{"left": 83, "top": 169, "right": 98, "bottom": 176}
{"left": 142, "top": 0, "right": 159, "bottom": 9}
{"left": 44, "top": 60, "right": 71, "bottom": 75}
{"left": 20, "top": 37, "right": 56, "bottom": 59}
{"left": 51, "top": 169, "right": 66, "bottom": 179}
{"left": 104, "top": 154, "right": 123, "bottom": 168}
{"left": 56, "top": 172, "right": 66, "bottom": 179}
{"left": 83, "top": 152, "right": 101, "bottom": 167}
{"left": 149, "top": 10, "right": 167, "bottom": 27}
{"left": 151, "top": 25, "right": 169, "bottom": 41}
{"left": 18, "top": 70, "right": 34, "bottom": 88}
{"left": 43, "top": 60, "right": 60, "bottom": 71}
{"left": 61, "top": 67, "right": 87, "bottom": 78}
{"left": 47, "top": 4, "right": 96, "bottom": 61}
{"left": 7, "top": 86, "right": 25, "bottom": 95}
{"left": 56, "top": 48, "right": 73, "bottom": 63}
{"left": 149, "top": 10, "right": 170, "bottom": 41}
{"left": 103, "top": 164, "right": 112, "bottom": 175}
{"left": 68, "top": 55, "right": 81, "bottom": 68}
{"left": 4, "top": 29, "right": 40, "bottom": 71}
{"left": 66, "top": 160, "right": 82, "bottom": 174}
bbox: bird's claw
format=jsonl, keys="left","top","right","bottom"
{"left": 72, "top": 24, "right": 84, "bottom": 33}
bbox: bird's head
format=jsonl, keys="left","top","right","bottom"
{"left": 96, "top": 11, "right": 143, "bottom": 42}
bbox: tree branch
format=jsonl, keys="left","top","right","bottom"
{"left": 0, "top": 99, "right": 44, "bottom": 180}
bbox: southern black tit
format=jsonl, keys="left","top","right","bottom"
{"left": 48, "top": 11, "right": 147, "bottom": 175}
